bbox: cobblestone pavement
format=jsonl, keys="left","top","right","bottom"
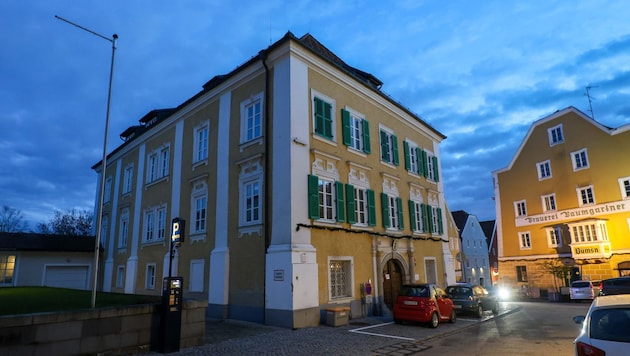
{"left": 155, "top": 304, "right": 520, "bottom": 356}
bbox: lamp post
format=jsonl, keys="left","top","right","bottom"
{"left": 55, "top": 15, "right": 117, "bottom": 308}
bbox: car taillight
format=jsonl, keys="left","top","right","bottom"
{"left": 576, "top": 342, "right": 605, "bottom": 356}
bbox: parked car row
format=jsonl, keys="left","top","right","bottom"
{"left": 570, "top": 276, "right": 630, "bottom": 302}
{"left": 393, "top": 283, "right": 500, "bottom": 328}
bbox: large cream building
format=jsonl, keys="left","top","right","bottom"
{"left": 493, "top": 107, "right": 630, "bottom": 295}
{"left": 93, "top": 32, "right": 457, "bottom": 328}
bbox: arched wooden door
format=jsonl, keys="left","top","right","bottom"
{"left": 382, "top": 259, "right": 404, "bottom": 310}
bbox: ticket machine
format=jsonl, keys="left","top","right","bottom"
{"left": 160, "top": 276, "right": 183, "bottom": 353}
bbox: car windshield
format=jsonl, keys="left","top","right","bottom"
{"left": 572, "top": 282, "right": 590, "bottom": 288}
{"left": 399, "top": 285, "right": 429, "bottom": 297}
{"left": 590, "top": 308, "right": 630, "bottom": 343}
{"left": 446, "top": 286, "right": 472, "bottom": 296}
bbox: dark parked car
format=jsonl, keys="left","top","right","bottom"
{"left": 599, "top": 276, "right": 630, "bottom": 296}
{"left": 393, "top": 283, "right": 456, "bottom": 328}
{"left": 446, "top": 284, "right": 499, "bottom": 317}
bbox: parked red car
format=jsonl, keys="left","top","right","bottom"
{"left": 393, "top": 283, "right": 456, "bottom": 328}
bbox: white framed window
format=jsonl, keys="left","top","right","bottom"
{"left": 328, "top": 257, "right": 353, "bottom": 300}
{"left": 537, "top": 160, "right": 552, "bottom": 180}
{"left": 243, "top": 180, "right": 260, "bottom": 224}
{"left": 190, "top": 180, "right": 208, "bottom": 236}
{"left": 380, "top": 192, "right": 403, "bottom": 230}
{"left": 514, "top": 200, "right": 527, "bottom": 217}
{"left": 241, "top": 93, "right": 263, "bottom": 143}
{"left": 619, "top": 177, "right": 630, "bottom": 199}
{"left": 193, "top": 122, "right": 209, "bottom": 163}
{"left": 346, "top": 164, "right": 375, "bottom": 227}
{"left": 100, "top": 215, "right": 108, "bottom": 245}
{"left": 319, "top": 178, "right": 335, "bottom": 221}
{"left": 430, "top": 205, "right": 441, "bottom": 234}
{"left": 571, "top": 148, "right": 589, "bottom": 171}
{"left": 118, "top": 208, "right": 129, "bottom": 249}
{"left": 145, "top": 264, "right": 156, "bottom": 290}
{"left": 577, "top": 185, "right": 595, "bottom": 206}
{"left": 342, "top": 108, "right": 370, "bottom": 154}
{"left": 104, "top": 176, "right": 112, "bottom": 203}
{"left": 547, "top": 227, "right": 562, "bottom": 248}
{"left": 542, "top": 193, "right": 557, "bottom": 212}
{"left": 379, "top": 126, "right": 399, "bottom": 166}
{"left": 404, "top": 140, "right": 421, "bottom": 175}
{"left": 308, "top": 154, "right": 343, "bottom": 223}
{"left": 548, "top": 124, "right": 564, "bottom": 146}
{"left": 569, "top": 221, "right": 608, "bottom": 243}
{"left": 353, "top": 187, "right": 369, "bottom": 226}
{"left": 146, "top": 145, "right": 170, "bottom": 184}
{"left": 426, "top": 151, "right": 438, "bottom": 181}
{"left": 519, "top": 232, "right": 532, "bottom": 249}
{"left": 122, "top": 164, "right": 133, "bottom": 194}
{"left": 143, "top": 205, "right": 167, "bottom": 243}
{"left": 312, "top": 91, "right": 336, "bottom": 141}
{"left": 409, "top": 200, "right": 423, "bottom": 232}
{"left": 116, "top": 266, "right": 125, "bottom": 289}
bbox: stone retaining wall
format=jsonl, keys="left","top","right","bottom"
{"left": 0, "top": 299, "right": 206, "bottom": 355}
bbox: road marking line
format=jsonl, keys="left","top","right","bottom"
{"left": 348, "top": 322, "right": 415, "bottom": 341}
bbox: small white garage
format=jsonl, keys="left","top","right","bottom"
{"left": 44, "top": 265, "right": 90, "bottom": 290}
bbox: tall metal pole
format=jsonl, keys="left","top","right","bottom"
{"left": 55, "top": 15, "right": 117, "bottom": 308}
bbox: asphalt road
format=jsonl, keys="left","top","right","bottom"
{"left": 155, "top": 300, "right": 591, "bottom": 355}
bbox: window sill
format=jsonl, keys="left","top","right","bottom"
{"left": 312, "top": 133, "right": 337, "bottom": 147}
{"left": 145, "top": 176, "right": 169, "bottom": 189}
{"left": 313, "top": 220, "right": 342, "bottom": 228}
{"left": 189, "top": 232, "right": 206, "bottom": 243}
{"left": 192, "top": 159, "right": 208, "bottom": 171}
{"left": 240, "top": 137, "right": 263, "bottom": 152}
{"left": 347, "top": 147, "right": 367, "bottom": 158}
{"left": 328, "top": 297, "right": 353, "bottom": 304}
{"left": 239, "top": 224, "right": 262, "bottom": 238}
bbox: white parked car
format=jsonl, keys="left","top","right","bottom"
{"left": 570, "top": 280, "right": 600, "bottom": 301}
{"left": 573, "top": 294, "right": 630, "bottom": 355}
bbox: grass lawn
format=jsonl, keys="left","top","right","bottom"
{"left": 0, "top": 287, "right": 161, "bottom": 316}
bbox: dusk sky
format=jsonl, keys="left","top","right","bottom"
{"left": 3, "top": 1, "right": 630, "bottom": 229}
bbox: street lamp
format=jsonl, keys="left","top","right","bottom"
{"left": 55, "top": 15, "right": 117, "bottom": 308}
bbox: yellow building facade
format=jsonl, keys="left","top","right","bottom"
{"left": 493, "top": 107, "right": 630, "bottom": 296}
{"left": 94, "top": 32, "right": 458, "bottom": 328}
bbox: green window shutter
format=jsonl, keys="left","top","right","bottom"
{"left": 396, "top": 197, "right": 404, "bottom": 230}
{"left": 403, "top": 141, "right": 411, "bottom": 171}
{"left": 421, "top": 150, "right": 429, "bottom": 178}
{"left": 392, "top": 135, "right": 399, "bottom": 166}
{"left": 308, "top": 175, "right": 320, "bottom": 219}
{"left": 437, "top": 207, "right": 443, "bottom": 234}
{"left": 421, "top": 204, "right": 429, "bottom": 232}
{"left": 380, "top": 130, "right": 388, "bottom": 161}
{"left": 408, "top": 200, "right": 416, "bottom": 231}
{"left": 381, "top": 193, "right": 390, "bottom": 228}
{"left": 433, "top": 156, "right": 440, "bottom": 182}
{"left": 335, "top": 181, "right": 345, "bottom": 222}
{"left": 416, "top": 148, "right": 424, "bottom": 176}
{"left": 367, "top": 189, "right": 376, "bottom": 226}
{"left": 346, "top": 184, "right": 356, "bottom": 224}
{"left": 362, "top": 120, "right": 371, "bottom": 154}
{"left": 427, "top": 206, "right": 434, "bottom": 233}
{"left": 341, "top": 109, "right": 351, "bottom": 146}
{"left": 323, "top": 102, "right": 333, "bottom": 139}
{"left": 314, "top": 97, "right": 323, "bottom": 136}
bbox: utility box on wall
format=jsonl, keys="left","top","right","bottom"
{"left": 325, "top": 307, "right": 350, "bottom": 327}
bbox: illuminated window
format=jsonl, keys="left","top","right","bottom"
{"left": 547, "top": 227, "right": 562, "bottom": 247}
{"left": 0, "top": 255, "right": 16, "bottom": 286}
{"left": 569, "top": 221, "right": 608, "bottom": 243}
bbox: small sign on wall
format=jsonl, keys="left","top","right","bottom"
{"left": 274, "top": 269, "right": 284, "bottom": 281}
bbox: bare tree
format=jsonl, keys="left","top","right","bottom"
{"left": 0, "top": 205, "right": 29, "bottom": 232}
{"left": 37, "top": 209, "right": 93, "bottom": 236}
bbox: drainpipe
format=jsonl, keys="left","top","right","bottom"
{"left": 260, "top": 49, "right": 271, "bottom": 323}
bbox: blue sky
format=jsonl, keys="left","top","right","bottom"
{"left": 2, "top": 1, "right": 630, "bottom": 228}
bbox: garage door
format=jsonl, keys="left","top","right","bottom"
{"left": 44, "top": 266, "right": 89, "bottom": 290}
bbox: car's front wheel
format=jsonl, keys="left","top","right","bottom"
{"left": 429, "top": 312, "right": 439, "bottom": 328}
{"left": 476, "top": 304, "right": 483, "bottom": 318}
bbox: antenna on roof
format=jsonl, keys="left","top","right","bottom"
{"left": 584, "top": 85, "right": 598, "bottom": 119}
